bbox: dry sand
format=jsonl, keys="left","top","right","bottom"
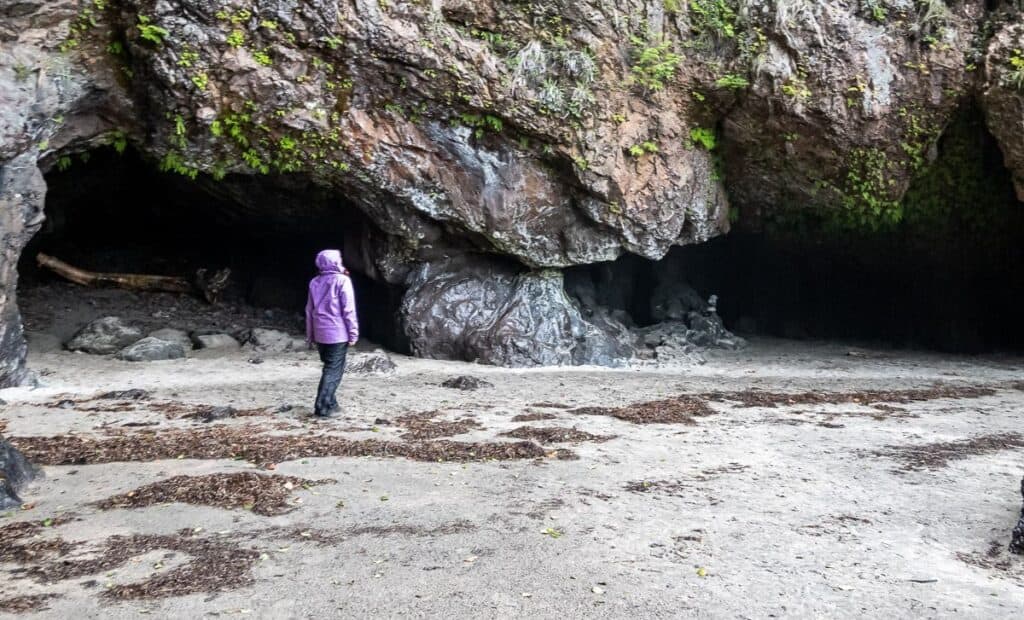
{"left": 1, "top": 338, "right": 1022, "bottom": 618}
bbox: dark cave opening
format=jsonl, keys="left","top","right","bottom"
{"left": 568, "top": 108, "right": 1024, "bottom": 354}
{"left": 19, "top": 147, "right": 409, "bottom": 352}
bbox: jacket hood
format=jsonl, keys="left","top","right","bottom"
{"left": 315, "top": 249, "right": 345, "bottom": 274}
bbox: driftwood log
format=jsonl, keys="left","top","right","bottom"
{"left": 36, "top": 253, "right": 230, "bottom": 304}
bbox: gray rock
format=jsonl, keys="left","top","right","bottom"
{"left": 97, "top": 389, "right": 151, "bottom": 400}
{"left": 441, "top": 375, "right": 493, "bottom": 390}
{"left": 402, "top": 258, "right": 636, "bottom": 367}
{"left": 1011, "top": 477, "right": 1024, "bottom": 555}
{"left": 245, "top": 328, "right": 308, "bottom": 353}
{"left": 66, "top": 317, "right": 144, "bottom": 355}
{"left": 199, "top": 406, "right": 236, "bottom": 423}
{"left": 1, "top": 438, "right": 40, "bottom": 509}
{"left": 347, "top": 350, "right": 397, "bottom": 375}
{"left": 116, "top": 337, "right": 186, "bottom": 362}
{"left": 192, "top": 333, "right": 241, "bottom": 350}
{"left": 148, "top": 328, "right": 193, "bottom": 351}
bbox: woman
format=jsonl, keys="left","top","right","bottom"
{"left": 305, "top": 249, "right": 359, "bottom": 418}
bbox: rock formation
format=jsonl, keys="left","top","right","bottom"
{"left": 1012, "top": 476, "right": 1024, "bottom": 555}
{"left": 1, "top": 437, "right": 40, "bottom": 509}
{"left": 1, "top": 1, "right": 1023, "bottom": 379}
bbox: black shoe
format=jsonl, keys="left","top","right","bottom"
{"left": 314, "top": 409, "right": 340, "bottom": 419}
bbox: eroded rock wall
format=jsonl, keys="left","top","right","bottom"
{"left": 1, "top": 1, "right": 1023, "bottom": 377}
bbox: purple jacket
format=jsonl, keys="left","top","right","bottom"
{"left": 305, "top": 250, "right": 359, "bottom": 345}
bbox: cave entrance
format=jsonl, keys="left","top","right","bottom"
{"left": 568, "top": 107, "right": 1024, "bottom": 354}
{"left": 18, "top": 147, "right": 408, "bottom": 352}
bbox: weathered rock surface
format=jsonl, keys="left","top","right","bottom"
{"left": 245, "top": 328, "right": 307, "bottom": 353}
{"left": 65, "top": 317, "right": 144, "bottom": 355}
{"left": 402, "top": 258, "right": 636, "bottom": 367}
{"left": 116, "top": 337, "right": 186, "bottom": 362}
{"left": 1012, "top": 476, "right": 1024, "bottom": 555}
{"left": 441, "top": 375, "right": 494, "bottom": 391}
{"left": 0, "top": 0, "right": 1022, "bottom": 378}
{"left": 149, "top": 328, "right": 193, "bottom": 351}
{"left": 346, "top": 350, "right": 397, "bottom": 375}
{"left": 982, "top": 16, "right": 1024, "bottom": 201}
{"left": 192, "top": 333, "right": 241, "bottom": 350}
{"left": 1, "top": 437, "right": 40, "bottom": 509}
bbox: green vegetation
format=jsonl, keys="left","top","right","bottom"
{"left": 629, "top": 36, "right": 682, "bottom": 93}
{"left": 177, "top": 48, "right": 200, "bottom": 68}
{"left": 830, "top": 148, "right": 902, "bottom": 230}
{"left": 781, "top": 74, "right": 811, "bottom": 100}
{"left": 191, "top": 72, "right": 209, "bottom": 90}
{"left": 715, "top": 74, "right": 749, "bottom": 89}
{"left": 688, "top": 0, "right": 738, "bottom": 39}
{"left": 106, "top": 130, "right": 128, "bottom": 154}
{"left": 60, "top": 0, "right": 109, "bottom": 53}
{"left": 321, "top": 36, "right": 343, "bottom": 50}
{"left": 689, "top": 127, "right": 717, "bottom": 151}
{"left": 458, "top": 113, "right": 503, "bottom": 139}
{"left": 869, "top": 2, "right": 887, "bottom": 23}
{"left": 253, "top": 49, "right": 272, "bottom": 66}
{"left": 227, "top": 29, "right": 245, "bottom": 48}
{"left": 137, "top": 15, "right": 169, "bottom": 46}
{"left": 628, "top": 141, "right": 660, "bottom": 157}
{"left": 1006, "top": 49, "right": 1024, "bottom": 91}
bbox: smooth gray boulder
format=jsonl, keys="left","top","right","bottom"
{"left": 246, "top": 328, "right": 308, "bottom": 353}
{"left": 116, "top": 337, "right": 186, "bottom": 362}
{"left": 192, "top": 333, "right": 241, "bottom": 350}
{"left": 1, "top": 438, "right": 40, "bottom": 509}
{"left": 65, "top": 317, "right": 143, "bottom": 355}
{"left": 148, "top": 328, "right": 193, "bottom": 351}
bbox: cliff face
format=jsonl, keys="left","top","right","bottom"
{"left": 1, "top": 0, "right": 1022, "bottom": 381}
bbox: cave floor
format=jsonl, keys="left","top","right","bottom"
{"left": 1, "top": 339, "right": 1022, "bottom": 618}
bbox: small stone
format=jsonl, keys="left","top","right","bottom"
{"left": 192, "top": 333, "right": 241, "bottom": 350}
{"left": 200, "top": 406, "right": 236, "bottom": 422}
{"left": 245, "top": 328, "right": 307, "bottom": 353}
{"left": 116, "top": 338, "right": 187, "bottom": 362}
{"left": 441, "top": 375, "right": 493, "bottom": 390}
{"left": 65, "top": 317, "right": 143, "bottom": 354}
{"left": 97, "top": 389, "right": 151, "bottom": 400}
{"left": 347, "top": 350, "right": 397, "bottom": 375}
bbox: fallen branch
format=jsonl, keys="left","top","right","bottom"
{"left": 36, "top": 253, "right": 230, "bottom": 304}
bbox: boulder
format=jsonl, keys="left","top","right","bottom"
{"left": 116, "top": 337, "right": 186, "bottom": 362}
{"left": 245, "top": 328, "right": 308, "bottom": 353}
{"left": 347, "top": 350, "right": 397, "bottom": 375}
{"left": 1011, "top": 477, "right": 1024, "bottom": 555}
{"left": 402, "top": 258, "right": 636, "bottom": 367}
{"left": 148, "top": 328, "right": 193, "bottom": 351}
{"left": 441, "top": 375, "right": 493, "bottom": 391}
{"left": 65, "top": 317, "right": 143, "bottom": 355}
{"left": 1, "top": 437, "right": 40, "bottom": 509}
{"left": 192, "top": 333, "right": 241, "bottom": 350}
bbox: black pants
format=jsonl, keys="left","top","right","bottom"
{"left": 314, "top": 343, "right": 348, "bottom": 416}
